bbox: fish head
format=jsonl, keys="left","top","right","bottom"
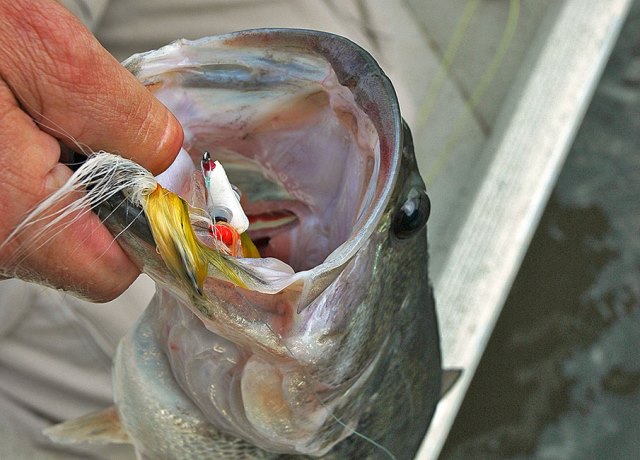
{"left": 96, "top": 29, "right": 440, "bottom": 458}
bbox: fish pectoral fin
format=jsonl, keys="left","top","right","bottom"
{"left": 43, "top": 406, "right": 130, "bottom": 445}
{"left": 440, "top": 368, "right": 463, "bottom": 398}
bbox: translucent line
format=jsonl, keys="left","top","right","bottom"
{"left": 415, "top": 0, "right": 480, "bottom": 128}
{"left": 425, "top": 0, "right": 521, "bottom": 187}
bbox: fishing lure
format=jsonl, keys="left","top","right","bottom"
{"left": 200, "top": 151, "right": 258, "bottom": 258}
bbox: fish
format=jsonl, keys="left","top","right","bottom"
{"left": 33, "top": 29, "right": 450, "bottom": 459}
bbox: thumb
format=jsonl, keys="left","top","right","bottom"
{"left": 0, "top": 0, "right": 183, "bottom": 174}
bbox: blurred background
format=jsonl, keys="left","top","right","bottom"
{"left": 443, "top": 1, "right": 640, "bottom": 458}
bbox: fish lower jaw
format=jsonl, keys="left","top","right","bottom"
{"left": 142, "top": 294, "right": 353, "bottom": 456}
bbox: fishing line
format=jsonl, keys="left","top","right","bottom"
{"left": 414, "top": 0, "right": 480, "bottom": 128}
{"left": 424, "top": 0, "right": 520, "bottom": 187}
{"left": 92, "top": 199, "right": 147, "bottom": 265}
{"left": 1, "top": 153, "right": 154, "bottom": 271}
{"left": 0, "top": 97, "right": 98, "bottom": 266}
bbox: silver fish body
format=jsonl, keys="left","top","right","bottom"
{"left": 86, "top": 29, "right": 442, "bottom": 459}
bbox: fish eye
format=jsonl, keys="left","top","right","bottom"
{"left": 392, "top": 189, "right": 431, "bottom": 240}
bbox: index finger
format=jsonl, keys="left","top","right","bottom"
{"left": 0, "top": 0, "right": 183, "bottom": 174}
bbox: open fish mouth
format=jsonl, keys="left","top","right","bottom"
{"left": 123, "top": 29, "right": 400, "bottom": 278}
{"left": 78, "top": 31, "right": 407, "bottom": 357}
{"left": 107, "top": 30, "right": 410, "bottom": 456}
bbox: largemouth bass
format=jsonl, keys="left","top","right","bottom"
{"left": 39, "top": 29, "right": 444, "bottom": 459}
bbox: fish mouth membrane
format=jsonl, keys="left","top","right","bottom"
{"left": 130, "top": 33, "right": 391, "bottom": 273}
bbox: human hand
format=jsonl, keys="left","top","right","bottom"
{"left": 0, "top": 0, "right": 183, "bottom": 301}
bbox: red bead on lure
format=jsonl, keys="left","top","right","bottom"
{"left": 201, "top": 151, "right": 249, "bottom": 254}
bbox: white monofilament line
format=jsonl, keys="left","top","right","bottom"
{"left": 0, "top": 152, "right": 158, "bottom": 266}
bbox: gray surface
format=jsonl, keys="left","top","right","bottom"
{"left": 411, "top": 0, "right": 632, "bottom": 458}
{"left": 443, "top": 1, "right": 640, "bottom": 456}
{"left": 405, "top": 0, "right": 555, "bottom": 130}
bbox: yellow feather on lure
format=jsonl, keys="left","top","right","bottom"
{"left": 143, "top": 183, "right": 249, "bottom": 295}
